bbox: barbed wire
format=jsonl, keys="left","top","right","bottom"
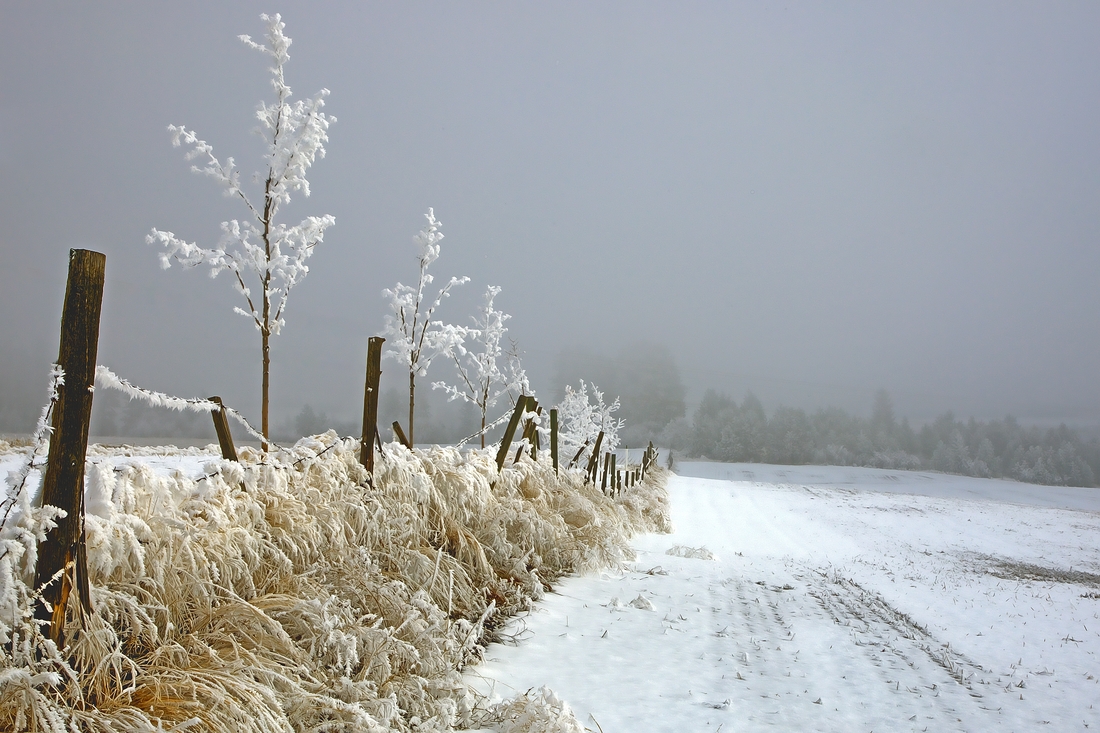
{"left": 94, "top": 365, "right": 275, "bottom": 448}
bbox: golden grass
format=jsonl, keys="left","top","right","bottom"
{"left": 1, "top": 434, "right": 668, "bottom": 731}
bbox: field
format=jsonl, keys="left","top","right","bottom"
{"left": 474, "top": 463, "right": 1100, "bottom": 732}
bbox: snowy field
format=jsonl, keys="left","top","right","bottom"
{"left": 473, "top": 463, "right": 1100, "bottom": 732}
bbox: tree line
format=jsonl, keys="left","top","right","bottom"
{"left": 661, "top": 389, "right": 1100, "bottom": 488}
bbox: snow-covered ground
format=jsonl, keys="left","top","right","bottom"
{"left": 473, "top": 463, "right": 1100, "bottom": 732}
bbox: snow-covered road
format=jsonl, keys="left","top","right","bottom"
{"left": 473, "top": 465, "right": 1100, "bottom": 732}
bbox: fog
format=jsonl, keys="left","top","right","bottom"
{"left": 2, "top": 2, "right": 1099, "bottom": 437}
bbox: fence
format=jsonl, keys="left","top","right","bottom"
{"left": 12, "top": 248, "right": 659, "bottom": 649}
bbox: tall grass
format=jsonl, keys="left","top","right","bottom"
{"left": 0, "top": 433, "right": 669, "bottom": 731}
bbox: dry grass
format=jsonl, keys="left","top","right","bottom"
{"left": 1, "top": 433, "right": 669, "bottom": 731}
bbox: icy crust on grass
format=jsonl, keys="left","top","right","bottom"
{"left": 0, "top": 432, "right": 668, "bottom": 732}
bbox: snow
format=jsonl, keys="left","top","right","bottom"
{"left": 473, "top": 463, "right": 1100, "bottom": 732}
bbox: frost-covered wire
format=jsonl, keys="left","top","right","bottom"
{"left": 94, "top": 365, "right": 273, "bottom": 448}
{"left": 0, "top": 364, "right": 63, "bottom": 532}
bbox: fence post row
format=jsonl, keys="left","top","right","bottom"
{"left": 361, "top": 336, "right": 385, "bottom": 473}
{"left": 495, "top": 395, "right": 529, "bottom": 471}
{"left": 209, "top": 396, "right": 239, "bottom": 462}
{"left": 34, "top": 249, "right": 105, "bottom": 649}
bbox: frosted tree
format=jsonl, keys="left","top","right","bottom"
{"left": 556, "top": 381, "right": 625, "bottom": 462}
{"left": 432, "top": 286, "right": 530, "bottom": 447}
{"left": 382, "top": 209, "right": 469, "bottom": 445}
{"left": 146, "top": 13, "right": 334, "bottom": 446}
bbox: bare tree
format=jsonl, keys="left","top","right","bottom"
{"left": 432, "top": 285, "right": 529, "bottom": 447}
{"left": 382, "top": 209, "right": 468, "bottom": 445}
{"left": 147, "top": 13, "right": 334, "bottom": 446}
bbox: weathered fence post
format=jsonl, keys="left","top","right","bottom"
{"left": 585, "top": 431, "right": 605, "bottom": 484}
{"left": 208, "top": 396, "right": 238, "bottom": 462}
{"left": 360, "top": 337, "right": 385, "bottom": 473}
{"left": 495, "top": 395, "right": 529, "bottom": 471}
{"left": 34, "top": 249, "right": 105, "bottom": 649}
{"left": 515, "top": 399, "right": 540, "bottom": 463}
{"left": 609, "top": 453, "right": 617, "bottom": 496}
{"left": 392, "top": 421, "right": 412, "bottom": 450}
{"left": 568, "top": 439, "right": 590, "bottom": 469}
{"left": 550, "top": 409, "right": 559, "bottom": 474}
{"left": 600, "top": 452, "right": 610, "bottom": 493}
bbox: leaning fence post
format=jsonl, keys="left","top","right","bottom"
{"left": 208, "top": 396, "right": 238, "bottom": 462}
{"left": 392, "top": 421, "right": 412, "bottom": 450}
{"left": 495, "top": 395, "right": 529, "bottom": 471}
{"left": 34, "top": 249, "right": 105, "bottom": 649}
{"left": 585, "top": 431, "right": 605, "bottom": 483}
{"left": 360, "top": 337, "right": 385, "bottom": 473}
{"left": 550, "top": 409, "right": 559, "bottom": 474}
{"left": 600, "top": 452, "right": 610, "bottom": 493}
{"left": 515, "top": 399, "right": 540, "bottom": 463}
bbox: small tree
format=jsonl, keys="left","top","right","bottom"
{"left": 382, "top": 209, "right": 469, "bottom": 445}
{"left": 432, "top": 286, "right": 530, "bottom": 447}
{"left": 556, "top": 381, "right": 624, "bottom": 461}
{"left": 147, "top": 13, "right": 334, "bottom": 446}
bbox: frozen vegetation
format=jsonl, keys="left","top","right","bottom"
{"left": 0, "top": 436, "right": 669, "bottom": 731}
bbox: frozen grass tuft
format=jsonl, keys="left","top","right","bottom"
{"left": 665, "top": 545, "right": 718, "bottom": 561}
{"left": 0, "top": 433, "right": 668, "bottom": 731}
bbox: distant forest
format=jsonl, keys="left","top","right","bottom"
{"left": 659, "top": 389, "right": 1100, "bottom": 489}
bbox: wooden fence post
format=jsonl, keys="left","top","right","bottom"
{"left": 585, "top": 431, "right": 605, "bottom": 483}
{"left": 209, "top": 396, "right": 238, "bottom": 461}
{"left": 600, "top": 452, "right": 609, "bottom": 493}
{"left": 360, "top": 337, "right": 385, "bottom": 473}
{"left": 33, "top": 249, "right": 105, "bottom": 649}
{"left": 609, "top": 453, "right": 617, "bottom": 496}
{"left": 568, "top": 439, "right": 590, "bottom": 469}
{"left": 495, "top": 395, "right": 529, "bottom": 471}
{"left": 392, "top": 421, "right": 412, "bottom": 450}
{"left": 550, "top": 409, "right": 559, "bottom": 474}
{"left": 515, "top": 399, "right": 540, "bottom": 463}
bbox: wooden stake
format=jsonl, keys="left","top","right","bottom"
{"left": 568, "top": 438, "right": 590, "bottom": 469}
{"left": 209, "top": 396, "right": 238, "bottom": 462}
{"left": 392, "top": 421, "right": 412, "bottom": 450}
{"left": 495, "top": 395, "right": 528, "bottom": 471}
{"left": 34, "top": 249, "right": 105, "bottom": 649}
{"left": 360, "top": 337, "right": 385, "bottom": 472}
{"left": 515, "top": 399, "right": 540, "bottom": 463}
{"left": 585, "top": 431, "right": 605, "bottom": 483}
{"left": 549, "top": 409, "right": 559, "bottom": 475}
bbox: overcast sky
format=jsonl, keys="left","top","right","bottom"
{"left": 2, "top": 1, "right": 1099, "bottom": 432}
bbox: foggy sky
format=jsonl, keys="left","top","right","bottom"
{"left": 2, "top": 1, "right": 1099, "bottom": 433}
